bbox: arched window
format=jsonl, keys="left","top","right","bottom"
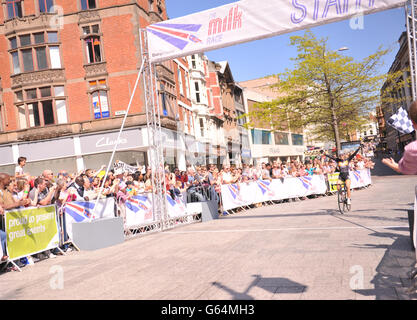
{"left": 82, "top": 25, "right": 102, "bottom": 64}
{"left": 89, "top": 79, "right": 109, "bottom": 119}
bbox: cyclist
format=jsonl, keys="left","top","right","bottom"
{"left": 322, "top": 144, "right": 363, "bottom": 205}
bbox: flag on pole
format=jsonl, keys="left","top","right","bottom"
{"left": 113, "top": 160, "right": 140, "bottom": 174}
{"left": 387, "top": 107, "right": 415, "bottom": 135}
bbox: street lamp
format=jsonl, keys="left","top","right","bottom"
{"left": 338, "top": 47, "right": 349, "bottom": 52}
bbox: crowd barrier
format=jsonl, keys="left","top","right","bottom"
{"left": 1, "top": 169, "right": 372, "bottom": 271}
{"left": 123, "top": 193, "right": 190, "bottom": 229}
{"left": 1, "top": 204, "right": 61, "bottom": 270}
{"left": 221, "top": 169, "right": 372, "bottom": 211}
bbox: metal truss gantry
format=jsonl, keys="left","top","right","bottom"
{"left": 139, "top": 29, "right": 169, "bottom": 230}
{"left": 406, "top": 0, "right": 417, "bottom": 101}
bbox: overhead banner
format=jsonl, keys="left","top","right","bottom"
{"left": 147, "top": 0, "right": 406, "bottom": 63}
{"left": 5, "top": 205, "right": 60, "bottom": 260}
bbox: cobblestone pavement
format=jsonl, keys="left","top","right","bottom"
{"left": 1, "top": 159, "right": 416, "bottom": 300}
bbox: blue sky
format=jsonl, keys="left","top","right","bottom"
{"left": 165, "top": 1, "right": 406, "bottom": 82}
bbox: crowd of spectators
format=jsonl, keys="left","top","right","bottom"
{"left": 0, "top": 145, "right": 375, "bottom": 271}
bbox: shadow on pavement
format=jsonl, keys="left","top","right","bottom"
{"left": 353, "top": 234, "right": 417, "bottom": 300}
{"left": 211, "top": 274, "right": 306, "bottom": 300}
{"left": 328, "top": 209, "right": 417, "bottom": 299}
{"left": 225, "top": 208, "right": 407, "bottom": 224}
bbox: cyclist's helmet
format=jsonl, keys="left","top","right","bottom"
{"left": 338, "top": 150, "right": 346, "bottom": 158}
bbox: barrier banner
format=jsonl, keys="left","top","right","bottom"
{"left": 147, "top": 0, "right": 406, "bottom": 63}
{"left": 63, "top": 197, "right": 115, "bottom": 239}
{"left": 349, "top": 169, "right": 372, "bottom": 189}
{"left": 5, "top": 205, "right": 59, "bottom": 260}
{"left": 220, "top": 171, "right": 371, "bottom": 211}
{"left": 221, "top": 184, "right": 247, "bottom": 210}
{"left": 166, "top": 194, "right": 188, "bottom": 218}
{"left": 327, "top": 173, "right": 340, "bottom": 192}
{"left": 221, "top": 175, "right": 328, "bottom": 211}
{"left": 125, "top": 194, "right": 154, "bottom": 228}
{"left": 255, "top": 179, "right": 280, "bottom": 202}
{"left": 124, "top": 193, "right": 188, "bottom": 228}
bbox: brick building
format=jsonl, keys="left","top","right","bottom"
{"left": 380, "top": 31, "right": 415, "bottom": 153}
{"left": 0, "top": 0, "right": 193, "bottom": 175}
{"left": 239, "top": 76, "right": 306, "bottom": 164}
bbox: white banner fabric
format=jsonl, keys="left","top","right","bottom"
{"left": 125, "top": 194, "right": 154, "bottom": 228}
{"left": 147, "top": 0, "right": 406, "bottom": 63}
{"left": 166, "top": 193, "right": 188, "bottom": 218}
{"left": 63, "top": 197, "right": 115, "bottom": 240}
{"left": 349, "top": 169, "right": 372, "bottom": 189}
{"left": 220, "top": 175, "right": 327, "bottom": 211}
{"left": 221, "top": 170, "right": 371, "bottom": 211}
{"left": 124, "top": 193, "right": 188, "bottom": 228}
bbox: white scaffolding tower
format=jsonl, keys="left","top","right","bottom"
{"left": 406, "top": 0, "right": 417, "bottom": 101}
{"left": 139, "top": 29, "right": 169, "bottom": 230}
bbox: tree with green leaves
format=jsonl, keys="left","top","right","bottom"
{"left": 245, "top": 30, "right": 407, "bottom": 153}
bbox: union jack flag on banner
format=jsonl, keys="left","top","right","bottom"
{"left": 352, "top": 170, "right": 362, "bottom": 182}
{"left": 256, "top": 180, "right": 275, "bottom": 197}
{"left": 124, "top": 195, "right": 154, "bottom": 228}
{"left": 126, "top": 195, "right": 153, "bottom": 220}
{"left": 63, "top": 198, "right": 115, "bottom": 239}
{"left": 298, "top": 176, "right": 313, "bottom": 190}
{"left": 228, "top": 184, "right": 243, "bottom": 201}
{"left": 166, "top": 194, "right": 187, "bottom": 218}
{"left": 64, "top": 201, "right": 96, "bottom": 223}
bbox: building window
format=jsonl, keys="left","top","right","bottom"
{"left": 194, "top": 81, "right": 200, "bottom": 103}
{"left": 157, "top": 0, "right": 163, "bottom": 15}
{"left": 39, "top": 0, "right": 53, "bottom": 13}
{"left": 189, "top": 113, "right": 194, "bottom": 133}
{"left": 191, "top": 55, "right": 196, "bottom": 69}
{"left": 200, "top": 118, "right": 204, "bottom": 137}
{"left": 89, "top": 79, "right": 109, "bottom": 119}
{"left": 177, "top": 68, "right": 184, "bottom": 95}
{"left": 184, "top": 110, "right": 188, "bottom": 132}
{"left": 185, "top": 72, "right": 190, "bottom": 99}
{"left": 148, "top": 0, "right": 154, "bottom": 11}
{"left": 160, "top": 83, "right": 168, "bottom": 116}
{"left": 251, "top": 129, "right": 271, "bottom": 145}
{"left": 262, "top": 130, "right": 272, "bottom": 144}
{"left": 274, "top": 132, "right": 289, "bottom": 145}
{"left": 81, "top": 0, "right": 96, "bottom": 10}
{"left": 9, "top": 32, "right": 61, "bottom": 74}
{"left": 291, "top": 133, "right": 304, "bottom": 146}
{"left": 16, "top": 85, "right": 67, "bottom": 129}
{"left": 6, "top": 0, "right": 23, "bottom": 19}
{"left": 82, "top": 25, "right": 102, "bottom": 64}
{"left": 236, "top": 110, "right": 246, "bottom": 126}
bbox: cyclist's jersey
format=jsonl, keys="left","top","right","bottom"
{"left": 333, "top": 159, "right": 350, "bottom": 173}
{"left": 325, "top": 146, "right": 361, "bottom": 176}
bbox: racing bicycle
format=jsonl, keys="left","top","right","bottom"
{"left": 337, "top": 182, "right": 351, "bottom": 214}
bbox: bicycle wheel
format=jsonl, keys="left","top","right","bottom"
{"left": 344, "top": 187, "right": 351, "bottom": 212}
{"left": 337, "top": 189, "right": 346, "bottom": 214}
